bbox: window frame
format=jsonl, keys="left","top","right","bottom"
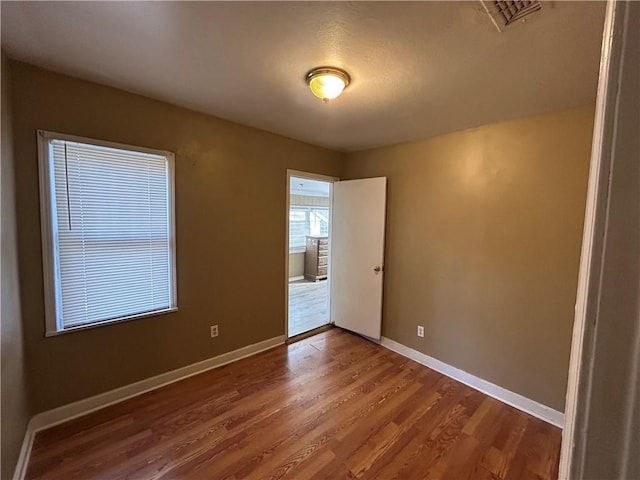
{"left": 37, "top": 130, "right": 178, "bottom": 337}
{"left": 288, "top": 205, "right": 330, "bottom": 254}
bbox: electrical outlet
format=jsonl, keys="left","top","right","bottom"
{"left": 210, "top": 325, "right": 219, "bottom": 338}
{"left": 417, "top": 325, "right": 424, "bottom": 338}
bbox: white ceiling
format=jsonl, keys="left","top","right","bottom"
{"left": 290, "top": 177, "right": 331, "bottom": 197}
{"left": 1, "top": 1, "right": 605, "bottom": 152}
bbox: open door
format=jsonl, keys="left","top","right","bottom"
{"left": 330, "top": 177, "right": 387, "bottom": 339}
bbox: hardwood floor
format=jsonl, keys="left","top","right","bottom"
{"left": 288, "top": 279, "right": 328, "bottom": 337}
{"left": 26, "top": 329, "right": 561, "bottom": 479}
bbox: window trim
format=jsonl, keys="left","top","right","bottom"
{"left": 37, "top": 130, "right": 178, "bottom": 337}
{"left": 288, "top": 205, "right": 330, "bottom": 254}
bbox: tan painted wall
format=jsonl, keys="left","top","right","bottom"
{"left": 10, "top": 61, "right": 345, "bottom": 413}
{"left": 1, "top": 53, "right": 30, "bottom": 479}
{"left": 345, "top": 106, "right": 594, "bottom": 411}
{"left": 288, "top": 253, "right": 305, "bottom": 278}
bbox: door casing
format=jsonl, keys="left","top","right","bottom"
{"left": 284, "top": 169, "right": 338, "bottom": 339}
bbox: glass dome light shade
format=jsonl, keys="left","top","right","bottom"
{"left": 306, "top": 67, "right": 350, "bottom": 102}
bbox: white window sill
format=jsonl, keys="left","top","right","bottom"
{"left": 289, "top": 247, "right": 306, "bottom": 254}
{"left": 45, "top": 307, "right": 179, "bottom": 337}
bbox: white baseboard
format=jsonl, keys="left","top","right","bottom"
{"left": 379, "top": 336, "right": 565, "bottom": 428}
{"left": 13, "top": 334, "right": 285, "bottom": 480}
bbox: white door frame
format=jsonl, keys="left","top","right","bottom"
{"left": 284, "top": 169, "right": 339, "bottom": 339}
{"left": 558, "top": 1, "right": 630, "bottom": 478}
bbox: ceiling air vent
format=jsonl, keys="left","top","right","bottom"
{"left": 480, "top": 0, "right": 543, "bottom": 32}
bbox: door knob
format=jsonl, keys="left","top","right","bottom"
{"left": 374, "top": 265, "right": 382, "bottom": 273}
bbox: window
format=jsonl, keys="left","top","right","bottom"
{"left": 38, "top": 131, "right": 177, "bottom": 335}
{"left": 289, "top": 206, "right": 330, "bottom": 251}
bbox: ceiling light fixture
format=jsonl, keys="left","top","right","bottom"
{"left": 306, "top": 67, "right": 350, "bottom": 103}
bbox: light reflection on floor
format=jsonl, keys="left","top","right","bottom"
{"left": 288, "top": 279, "right": 328, "bottom": 337}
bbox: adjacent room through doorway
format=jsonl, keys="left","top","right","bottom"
{"left": 287, "top": 175, "right": 332, "bottom": 338}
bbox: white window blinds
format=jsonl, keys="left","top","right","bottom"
{"left": 289, "top": 206, "right": 330, "bottom": 249}
{"left": 39, "top": 132, "right": 176, "bottom": 333}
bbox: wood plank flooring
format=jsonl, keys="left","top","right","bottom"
{"left": 288, "top": 279, "right": 328, "bottom": 337}
{"left": 26, "top": 329, "right": 562, "bottom": 479}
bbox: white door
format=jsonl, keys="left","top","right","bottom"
{"left": 330, "top": 177, "right": 387, "bottom": 339}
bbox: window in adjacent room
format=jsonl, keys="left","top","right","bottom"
{"left": 288, "top": 206, "right": 330, "bottom": 252}
{"left": 37, "top": 130, "right": 177, "bottom": 335}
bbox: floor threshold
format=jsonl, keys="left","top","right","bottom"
{"left": 287, "top": 323, "right": 333, "bottom": 344}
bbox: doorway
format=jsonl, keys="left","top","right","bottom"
{"left": 286, "top": 171, "right": 335, "bottom": 338}
{"left": 285, "top": 171, "right": 388, "bottom": 341}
